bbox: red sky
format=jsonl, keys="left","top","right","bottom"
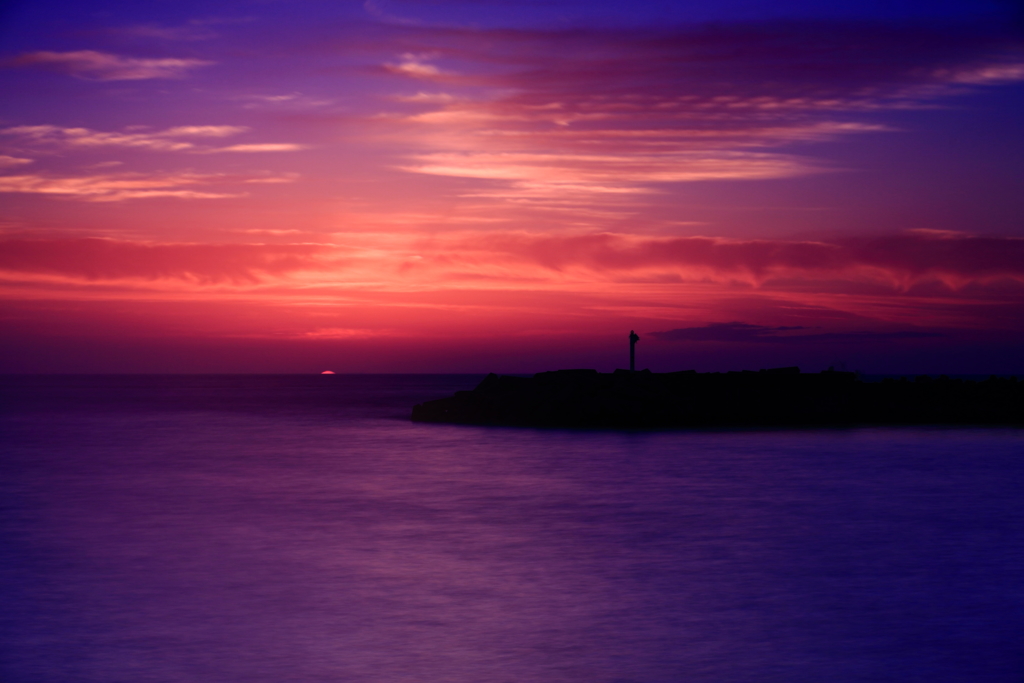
{"left": 2, "top": 0, "right": 1023, "bottom": 373}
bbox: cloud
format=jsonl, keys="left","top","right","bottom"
{"left": 0, "top": 172, "right": 254, "bottom": 201}
{"left": 0, "top": 237, "right": 327, "bottom": 284}
{"left": 249, "top": 93, "right": 302, "bottom": 103}
{"left": 1, "top": 231, "right": 1023, "bottom": 341}
{"left": 368, "top": 21, "right": 1024, "bottom": 200}
{"left": 937, "top": 62, "right": 1024, "bottom": 84}
{"left": 1, "top": 124, "right": 302, "bottom": 154}
{"left": 451, "top": 230, "right": 1024, "bottom": 288}
{"left": 302, "top": 327, "right": 397, "bottom": 339}
{"left": 394, "top": 91, "right": 457, "bottom": 103}
{"left": 7, "top": 229, "right": 1012, "bottom": 289}
{"left": 115, "top": 23, "right": 219, "bottom": 42}
{"left": 649, "top": 321, "right": 943, "bottom": 343}
{"left": 365, "top": 1, "right": 423, "bottom": 27}
{"left": 4, "top": 50, "right": 213, "bottom": 80}
{"left": 384, "top": 53, "right": 448, "bottom": 79}
{"left": 377, "top": 22, "right": 1024, "bottom": 96}
{"left": 650, "top": 322, "right": 805, "bottom": 342}
{"left": 214, "top": 143, "right": 308, "bottom": 153}
{"left": 401, "top": 149, "right": 819, "bottom": 192}
{"left": 158, "top": 126, "right": 248, "bottom": 138}
{"left": 238, "top": 93, "right": 336, "bottom": 110}
{"left": 0, "top": 155, "right": 32, "bottom": 168}
{"left": 1, "top": 124, "right": 247, "bottom": 151}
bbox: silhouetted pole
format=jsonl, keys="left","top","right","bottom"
{"left": 629, "top": 330, "right": 639, "bottom": 372}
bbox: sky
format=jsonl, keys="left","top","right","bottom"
{"left": 1, "top": 0, "right": 1023, "bottom": 373}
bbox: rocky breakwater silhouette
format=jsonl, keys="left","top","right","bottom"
{"left": 412, "top": 368, "right": 1024, "bottom": 428}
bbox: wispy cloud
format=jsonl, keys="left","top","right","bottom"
{"left": 238, "top": 92, "right": 335, "bottom": 109}
{"left": 4, "top": 50, "right": 213, "bottom": 80}
{"left": 114, "top": 23, "right": 219, "bottom": 42}
{"left": 442, "top": 230, "right": 1024, "bottom": 290}
{"left": 0, "top": 171, "right": 296, "bottom": 201}
{"left": 650, "top": 322, "right": 805, "bottom": 342}
{"left": 0, "top": 237, "right": 327, "bottom": 283}
{"left": 1, "top": 124, "right": 243, "bottom": 152}
{"left": 158, "top": 126, "right": 247, "bottom": 138}
{"left": 649, "top": 321, "right": 942, "bottom": 343}
{"left": 401, "top": 149, "right": 820, "bottom": 193}
{"left": 1, "top": 124, "right": 303, "bottom": 154}
{"left": 0, "top": 155, "right": 32, "bottom": 168}
{"left": 371, "top": 22, "right": 1024, "bottom": 201}
{"left": 936, "top": 62, "right": 1024, "bottom": 85}
{"left": 394, "top": 91, "right": 457, "bottom": 104}
{"left": 301, "top": 327, "right": 399, "bottom": 339}
{"left": 7, "top": 229, "right": 1017, "bottom": 288}
{"left": 364, "top": 0, "right": 423, "bottom": 27}
{"left": 214, "top": 143, "right": 308, "bottom": 153}
{"left": 2, "top": 230, "right": 1021, "bottom": 351}
{"left": 384, "top": 53, "right": 449, "bottom": 79}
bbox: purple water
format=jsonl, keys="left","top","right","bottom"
{"left": 2, "top": 375, "right": 1023, "bottom": 682}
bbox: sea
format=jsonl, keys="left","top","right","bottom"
{"left": 1, "top": 374, "right": 1023, "bottom": 683}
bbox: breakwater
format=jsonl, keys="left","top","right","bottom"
{"left": 412, "top": 368, "right": 1024, "bottom": 427}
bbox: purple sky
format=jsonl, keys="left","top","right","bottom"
{"left": 1, "top": 0, "right": 1023, "bottom": 373}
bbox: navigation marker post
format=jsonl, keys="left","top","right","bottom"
{"left": 629, "top": 330, "right": 639, "bottom": 372}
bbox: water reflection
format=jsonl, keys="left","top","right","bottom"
{"left": 2, "top": 376, "right": 1022, "bottom": 682}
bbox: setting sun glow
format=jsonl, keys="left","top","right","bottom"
{"left": 2, "top": 0, "right": 1023, "bottom": 373}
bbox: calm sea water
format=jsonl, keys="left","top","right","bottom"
{"left": 2, "top": 375, "right": 1023, "bottom": 683}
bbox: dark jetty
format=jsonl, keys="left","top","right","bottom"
{"left": 412, "top": 368, "right": 1024, "bottom": 428}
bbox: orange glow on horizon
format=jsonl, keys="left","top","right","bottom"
{"left": 2, "top": 9, "right": 1023, "bottom": 372}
